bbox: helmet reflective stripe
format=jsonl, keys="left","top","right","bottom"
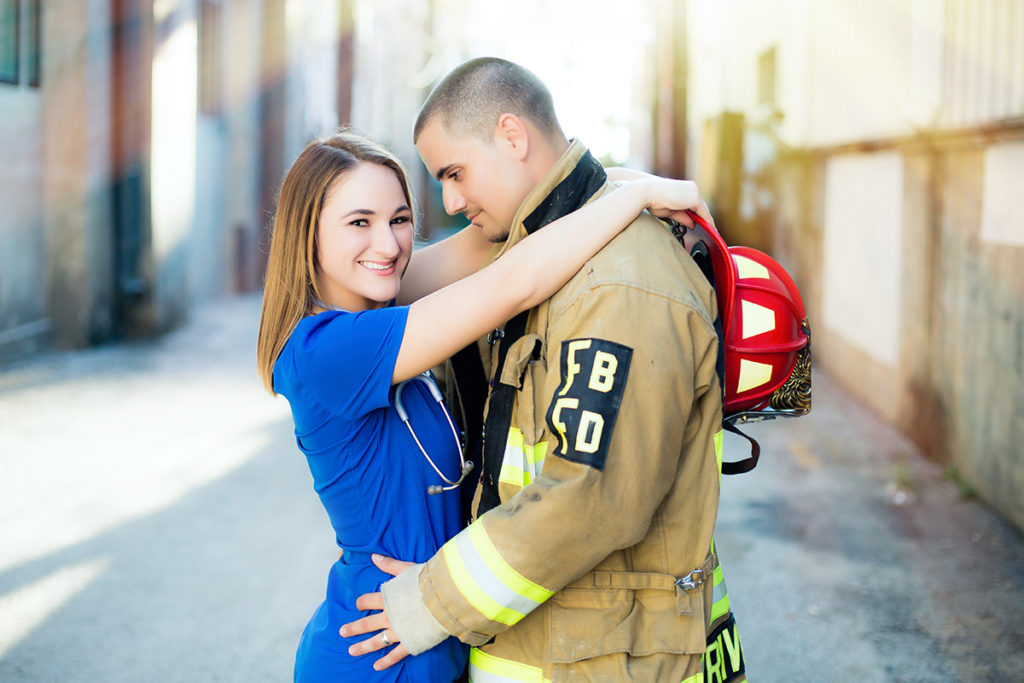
{"left": 469, "top": 647, "right": 550, "bottom": 683}
{"left": 441, "top": 522, "right": 554, "bottom": 627}
{"left": 498, "top": 428, "right": 547, "bottom": 487}
{"left": 725, "top": 245, "right": 810, "bottom": 413}
{"left": 736, "top": 359, "right": 774, "bottom": 394}
{"left": 732, "top": 253, "right": 770, "bottom": 280}
{"left": 680, "top": 211, "right": 811, "bottom": 418}
{"left": 741, "top": 300, "right": 775, "bottom": 339}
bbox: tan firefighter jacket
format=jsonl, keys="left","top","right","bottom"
{"left": 388, "top": 141, "right": 737, "bottom": 682}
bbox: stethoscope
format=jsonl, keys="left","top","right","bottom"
{"left": 313, "top": 300, "right": 474, "bottom": 495}
{"left": 394, "top": 373, "right": 475, "bottom": 495}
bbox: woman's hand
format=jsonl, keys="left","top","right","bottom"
{"left": 338, "top": 554, "right": 415, "bottom": 671}
{"left": 637, "top": 177, "right": 716, "bottom": 232}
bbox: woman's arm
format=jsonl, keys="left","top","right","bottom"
{"left": 391, "top": 177, "right": 703, "bottom": 383}
{"left": 397, "top": 169, "right": 708, "bottom": 307}
{"left": 605, "top": 167, "right": 716, "bottom": 231}
{"left": 396, "top": 225, "right": 494, "bottom": 305}
{"left": 604, "top": 166, "right": 654, "bottom": 183}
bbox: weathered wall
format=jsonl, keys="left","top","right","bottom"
{"left": 774, "top": 130, "right": 1024, "bottom": 529}
{"left": 42, "top": 0, "right": 116, "bottom": 349}
{"left": 929, "top": 140, "right": 1024, "bottom": 527}
{"left": 0, "top": 87, "right": 47, "bottom": 362}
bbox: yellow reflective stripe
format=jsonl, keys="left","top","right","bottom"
{"left": 441, "top": 535, "right": 520, "bottom": 626}
{"left": 469, "top": 647, "right": 550, "bottom": 683}
{"left": 714, "top": 429, "right": 724, "bottom": 480}
{"left": 498, "top": 428, "right": 547, "bottom": 487}
{"left": 442, "top": 523, "right": 554, "bottom": 627}
{"left": 710, "top": 563, "right": 731, "bottom": 623}
{"left": 527, "top": 441, "right": 546, "bottom": 473}
{"left": 681, "top": 673, "right": 704, "bottom": 683}
{"left": 525, "top": 437, "right": 546, "bottom": 464}
{"left": 499, "top": 429, "right": 526, "bottom": 486}
{"left": 498, "top": 461, "right": 528, "bottom": 487}
{"left": 469, "top": 523, "right": 554, "bottom": 605}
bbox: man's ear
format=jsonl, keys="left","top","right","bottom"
{"left": 495, "top": 113, "right": 530, "bottom": 160}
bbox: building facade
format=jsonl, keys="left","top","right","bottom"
{"left": 685, "top": 0, "right": 1024, "bottom": 529}
{"left": 0, "top": 0, "right": 351, "bottom": 360}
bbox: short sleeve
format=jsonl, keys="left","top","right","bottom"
{"left": 287, "top": 306, "right": 409, "bottom": 418}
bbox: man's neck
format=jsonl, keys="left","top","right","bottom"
{"left": 522, "top": 146, "right": 607, "bottom": 235}
{"left": 489, "top": 140, "right": 605, "bottom": 263}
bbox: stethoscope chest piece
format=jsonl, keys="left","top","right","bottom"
{"left": 395, "top": 373, "right": 474, "bottom": 495}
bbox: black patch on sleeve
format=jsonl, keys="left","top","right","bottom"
{"left": 545, "top": 338, "right": 632, "bottom": 470}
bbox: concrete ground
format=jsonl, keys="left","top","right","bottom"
{"left": 1, "top": 294, "right": 1021, "bottom": 682}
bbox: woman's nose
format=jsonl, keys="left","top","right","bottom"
{"left": 371, "top": 223, "right": 401, "bottom": 257}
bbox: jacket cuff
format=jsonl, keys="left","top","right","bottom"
{"left": 381, "top": 563, "right": 449, "bottom": 655}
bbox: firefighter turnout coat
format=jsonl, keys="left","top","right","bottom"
{"left": 392, "top": 142, "right": 740, "bottom": 682}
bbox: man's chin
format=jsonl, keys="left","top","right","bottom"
{"left": 481, "top": 224, "right": 512, "bottom": 243}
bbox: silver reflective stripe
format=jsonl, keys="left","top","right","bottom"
{"left": 527, "top": 451, "right": 545, "bottom": 479}
{"left": 500, "top": 429, "right": 528, "bottom": 486}
{"left": 502, "top": 440, "right": 525, "bottom": 472}
{"left": 713, "top": 572, "right": 727, "bottom": 605}
{"left": 454, "top": 527, "right": 543, "bottom": 618}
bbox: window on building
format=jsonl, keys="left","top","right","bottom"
{"left": 0, "top": 0, "right": 41, "bottom": 87}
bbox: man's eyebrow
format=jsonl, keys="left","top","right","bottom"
{"left": 434, "top": 164, "right": 454, "bottom": 182}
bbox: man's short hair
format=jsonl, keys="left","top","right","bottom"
{"left": 414, "top": 57, "right": 565, "bottom": 144}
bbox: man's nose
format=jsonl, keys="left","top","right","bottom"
{"left": 443, "top": 186, "right": 467, "bottom": 216}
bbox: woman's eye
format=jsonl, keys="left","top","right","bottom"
{"left": 349, "top": 219, "right": 369, "bottom": 227}
{"left": 391, "top": 216, "right": 410, "bottom": 225}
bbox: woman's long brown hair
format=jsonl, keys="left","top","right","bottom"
{"left": 256, "top": 131, "right": 415, "bottom": 394}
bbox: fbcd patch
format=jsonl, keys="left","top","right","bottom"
{"left": 545, "top": 338, "right": 632, "bottom": 470}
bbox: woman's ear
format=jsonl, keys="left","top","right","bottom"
{"left": 495, "top": 112, "right": 530, "bottom": 160}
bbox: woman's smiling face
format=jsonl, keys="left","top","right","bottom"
{"left": 315, "top": 162, "right": 414, "bottom": 311}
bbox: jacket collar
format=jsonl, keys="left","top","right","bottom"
{"left": 490, "top": 139, "right": 608, "bottom": 262}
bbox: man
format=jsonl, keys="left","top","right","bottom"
{"left": 343, "top": 57, "right": 745, "bottom": 682}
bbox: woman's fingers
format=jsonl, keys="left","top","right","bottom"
{"left": 345, "top": 630, "right": 411, "bottom": 671}
{"left": 689, "top": 201, "right": 716, "bottom": 231}
{"left": 373, "top": 643, "right": 411, "bottom": 671}
{"left": 644, "top": 179, "right": 708, "bottom": 223}
{"left": 353, "top": 591, "right": 385, "bottom": 612}
{"left": 347, "top": 628, "right": 395, "bottom": 657}
{"left": 339, "top": 611, "right": 386, "bottom": 638}
{"left": 338, "top": 593, "right": 388, "bottom": 639}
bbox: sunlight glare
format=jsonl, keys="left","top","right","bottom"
{"left": 0, "top": 558, "right": 110, "bottom": 659}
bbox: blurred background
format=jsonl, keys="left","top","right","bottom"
{"left": 1, "top": 0, "right": 1022, "bottom": 680}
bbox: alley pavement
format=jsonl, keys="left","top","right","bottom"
{"left": 1, "top": 294, "right": 1021, "bottom": 682}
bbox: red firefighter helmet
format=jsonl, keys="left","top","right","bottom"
{"left": 678, "top": 212, "right": 811, "bottom": 423}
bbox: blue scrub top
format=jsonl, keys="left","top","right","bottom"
{"left": 273, "top": 307, "right": 468, "bottom": 682}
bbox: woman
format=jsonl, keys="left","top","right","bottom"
{"left": 256, "top": 130, "right": 705, "bottom": 682}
